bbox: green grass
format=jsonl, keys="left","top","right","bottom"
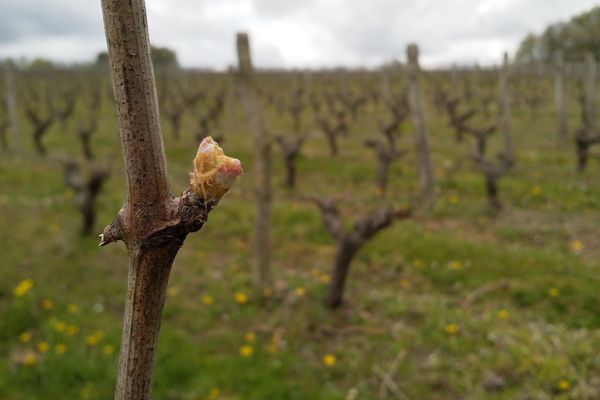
{"left": 1, "top": 70, "right": 599, "bottom": 399}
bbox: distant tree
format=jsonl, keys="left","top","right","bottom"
{"left": 515, "top": 6, "right": 600, "bottom": 63}
{"left": 28, "top": 58, "right": 56, "bottom": 70}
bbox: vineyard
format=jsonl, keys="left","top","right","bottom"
{"left": 1, "top": 14, "right": 600, "bottom": 400}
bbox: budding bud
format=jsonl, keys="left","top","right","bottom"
{"left": 189, "top": 137, "right": 243, "bottom": 201}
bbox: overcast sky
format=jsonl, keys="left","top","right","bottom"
{"left": 0, "top": 0, "right": 598, "bottom": 69}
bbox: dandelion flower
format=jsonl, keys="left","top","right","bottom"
{"left": 21, "top": 351, "right": 37, "bottom": 366}
{"left": 323, "top": 354, "right": 336, "bottom": 367}
{"left": 448, "top": 194, "right": 460, "bottom": 205}
{"left": 55, "top": 344, "right": 66, "bottom": 355}
{"left": 570, "top": 240, "right": 584, "bottom": 253}
{"left": 497, "top": 309, "right": 509, "bottom": 319}
{"left": 41, "top": 299, "right": 54, "bottom": 311}
{"left": 66, "top": 325, "right": 79, "bottom": 336}
{"left": 548, "top": 287, "right": 559, "bottom": 298}
{"left": 445, "top": 323, "right": 459, "bottom": 335}
{"left": 103, "top": 344, "right": 115, "bottom": 356}
{"left": 13, "top": 279, "right": 33, "bottom": 297}
{"left": 37, "top": 342, "right": 49, "bottom": 354}
{"left": 86, "top": 331, "right": 104, "bottom": 347}
{"left": 448, "top": 261, "right": 463, "bottom": 271}
{"left": 52, "top": 321, "right": 66, "bottom": 333}
{"left": 531, "top": 186, "right": 542, "bottom": 196}
{"left": 557, "top": 379, "right": 570, "bottom": 391}
{"left": 244, "top": 332, "right": 256, "bottom": 343}
{"left": 18, "top": 331, "right": 32, "bottom": 343}
{"left": 67, "top": 304, "right": 79, "bottom": 315}
{"left": 318, "top": 274, "right": 330, "bottom": 284}
{"left": 234, "top": 292, "right": 248, "bottom": 305}
{"left": 207, "top": 388, "right": 220, "bottom": 400}
{"left": 295, "top": 287, "right": 306, "bottom": 297}
{"left": 239, "top": 345, "right": 253, "bottom": 358}
{"left": 201, "top": 294, "right": 214, "bottom": 305}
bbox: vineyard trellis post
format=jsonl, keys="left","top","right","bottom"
{"left": 584, "top": 52, "right": 597, "bottom": 129}
{"left": 406, "top": 43, "right": 435, "bottom": 204}
{"left": 500, "top": 52, "right": 513, "bottom": 160}
{"left": 4, "top": 65, "right": 20, "bottom": 155}
{"left": 554, "top": 51, "right": 567, "bottom": 145}
{"left": 236, "top": 33, "right": 273, "bottom": 296}
{"left": 99, "top": 1, "right": 241, "bottom": 399}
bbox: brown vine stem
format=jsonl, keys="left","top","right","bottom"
{"left": 99, "top": 1, "right": 241, "bottom": 399}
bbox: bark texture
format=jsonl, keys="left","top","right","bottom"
{"left": 99, "top": 2, "right": 241, "bottom": 399}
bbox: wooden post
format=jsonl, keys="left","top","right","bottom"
{"left": 406, "top": 43, "right": 435, "bottom": 203}
{"left": 4, "top": 66, "right": 20, "bottom": 154}
{"left": 554, "top": 51, "right": 567, "bottom": 145}
{"left": 381, "top": 71, "right": 390, "bottom": 101}
{"left": 99, "top": 2, "right": 241, "bottom": 399}
{"left": 499, "top": 52, "right": 513, "bottom": 159}
{"left": 584, "top": 52, "right": 596, "bottom": 129}
{"left": 236, "top": 33, "right": 272, "bottom": 295}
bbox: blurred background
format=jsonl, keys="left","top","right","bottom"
{"left": 1, "top": 1, "right": 600, "bottom": 399}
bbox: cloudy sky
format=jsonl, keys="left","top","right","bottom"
{"left": 0, "top": 0, "right": 598, "bottom": 69}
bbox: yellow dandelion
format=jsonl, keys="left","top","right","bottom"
{"left": 201, "top": 294, "right": 214, "bottom": 305}
{"left": 570, "top": 240, "right": 584, "bottom": 253}
{"left": 448, "top": 194, "right": 460, "bottom": 205}
{"left": 448, "top": 261, "right": 463, "bottom": 271}
{"left": 244, "top": 332, "right": 256, "bottom": 343}
{"left": 239, "top": 345, "right": 253, "bottom": 358}
{"left": 295, "top": 287, "right": 306, "bottom": 297}
{"left": 445, "top": 323, "right": 459, "bottom": 335}
{"left": 207, "top": 387, "right": 220, "bottom": 400}
{"left": 67, "top": 304, "right": 79, "bottom": 315}
{"left": 412, "top": 259, "right": 424, "bottom": 268}
{"left": 531, "top": 186, "right": 542, "bottom": 196}
{"left": 80, "top": 383, "right": 93, "bottom": 399}
{"left": 497, "top": 309, "right": 509, "bottom": 319}
{"left": 323, "top": 353, "right": 336, "bottom": 367}
{"left": 233, "top": 238, "right": 246, "bottom": 251}
{"left": 55, "top": 344, "right": 66, "bottom": 355}
{"left": 318, "top": 274, "right": 331, "bottom": 284}
{"left": 18, "top": 331, "right": 32, "bottom": 343}
{"left": 548, "top": 287, "right": 559, "bottom": 298}
{"left": 268, "top": 343, "right": 278, "bottom": 354}
{"left": 52, "top": 320, "right": 66, "bottom": 333}
{"left": 102, "top": 344, "right": 115, "bottom": 356}
{"left": 234, "top": 292, "right": 248, "bottom": 305}
{"left": 37, "top": 342, "right": 49, "bottom": 354}
{"left": 21, "top": 351, "right": 37, "bottom": 366}
{"left": 41, "top": 299, "right": 54, "bottom": 311}
{"left": 557, "top": 379, "right": 570, "bottom": 391}
{"left": 66, "top": 325, "right": 80, "bottom": 336}
{"left": 13, "top": 278, "right": 34, "bottom": 297}
{"left": 228, "top": 263, "right": 240, "bottom": 273}
{"left": 85, "top": 331, "right": 104, "bottom": 347}
{"left": 166, "top": 286, "right": 179, "bottom": 298}
{"left": 399, "top": 278, "right": 410, "bottom": 288}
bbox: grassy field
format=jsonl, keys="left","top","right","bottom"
{"left": 1, "top": 70, "right": 599, "bottom": 399}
